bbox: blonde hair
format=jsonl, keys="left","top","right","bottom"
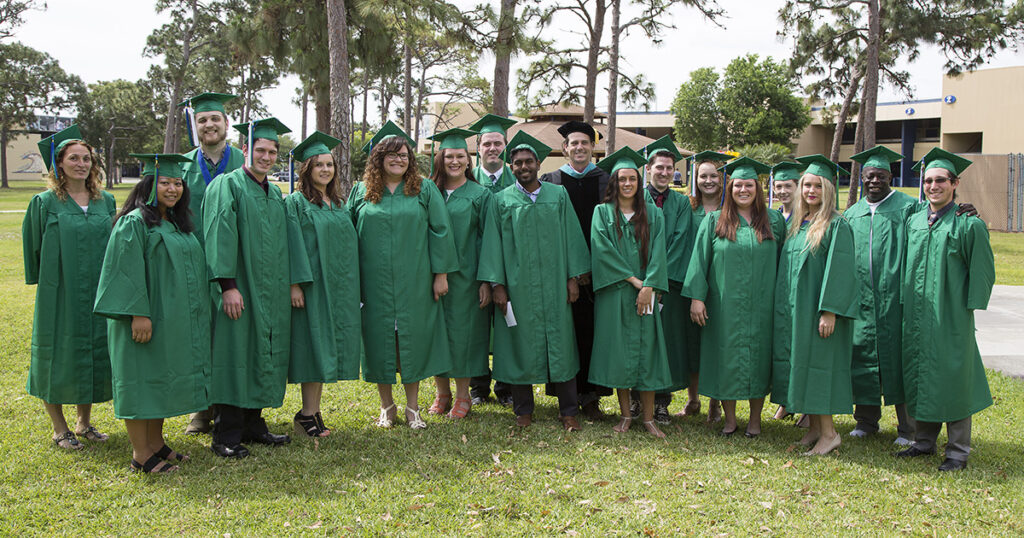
{"left": 46, "top": 141, "right": 104, "bottom": 201}
{"left": 788, "top": 173, "right": 837, "bottom": 252}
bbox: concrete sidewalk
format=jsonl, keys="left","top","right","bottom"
{"left": 977, "top": 285, "right": 1024, "bottom": 378}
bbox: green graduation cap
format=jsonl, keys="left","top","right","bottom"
{"left": 291, "top": 131, "right": 342, "bottom": 163}
{"left": 721, "top": 156, "right": 770, "bottom": 180}
{"left": 851, "top": 145, "right": 903, "bottom": 172}
{"left": 129, "top": 153, "right": 192, "bottom": 206}
{"left": 686, "top": 150, "right": 733, "bottom": 164}
{"left": 428, "top": 128, "right": 478, "bottom": 151}
{"left": 596, "top": 146, "right": 647, "bottom": 176}
{"left": 177, "top": 92, "right": 237, "bottom": 114}
{"left": 233, "top": 117, "right": 291, "bottom": 142}
{"left": 911, "top": 147, "right": 972, "bottom": 176}
{"left": 361, "top": 120, "right": 416, "bottom": 155}
{"left": 503, "top": 131, "right": 551, "bottom": 163}
{"left": 796, "top": 154, "right": 849, "bottom": 182}
{"left": 643, "top": 135, "right": 683, "bottom": 162}
{"left": 771, "top": 161, "right": 804, "bottom": 182}
{"left": 469, "top": 114, "right": 517, "bottom": 136}
{"left": 37, "top": 124, "right": 85, "bottom": 176}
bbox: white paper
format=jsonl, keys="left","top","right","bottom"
{"left": 504, "top": 302, "right": 518, "bottom": 327}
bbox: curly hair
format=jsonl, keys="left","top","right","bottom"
{"left": 603, "top": 168, "right": 650, "bottom": 270}
{"left": 715, "top": 177, "right": 774, "bottom": 243}
{"left": 429, "top": 148, "right": 475, "bottom": 192}
{"left": 297, "top": 153, "right": 342, "bottom": 206}
{"left": 361, "top": 136, "right": 420, "bottom": 203}
{"left": 688, "top": 159, "right": 725, "bottom": 210}
{"left": 789, "top": 172, "right": 838, "bottom": 252}
{"left": 46, "top": 140, "right": 104, "bottom": 201}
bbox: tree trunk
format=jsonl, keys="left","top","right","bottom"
{"left": 829, "top": 66, "right": 862, "bottom": 163}
{"left": 862, "top": 0, "right": 880, "bottom": 150}
{"left": 315, "top": 84, "right": 330, "bottom": 132}
{"left": 605, "top": 0, "right": 620, "bottom": 155}
{"left": 847, "top": 102, "right": 866, "bottom": 209}
{"left": 491, "top": 0, "right": 517, "bottom": 117}
{"left": 0, "top": 127, "right": 9, "bottom": 189}
{"left": 300, "top": 84, "right": 309, "bottom": 140}
{"left": 162, "top": 0, "right": 199, "bottom": 153}
{"left": 361, "top": 82, "right": 368, "bottom": 138}
{"left": 327, "top": 0, "right": 352, "bottom": 195}
{"left": 403, "top": 38, "right": 412, "bottom": 132}
{"left": 582, "top": 0, "right": 607, "bottom": 124}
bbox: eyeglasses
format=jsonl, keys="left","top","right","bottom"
{"left": 384, "top": 152, "right": 410, "bottom": 161}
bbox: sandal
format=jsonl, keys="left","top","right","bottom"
{"left": 643, "top": 420, "right": 666, "bottom": 439}
{"left": 53, "top": 431, "right": 83, "bottom": 450}
{"left": 447, "top": 397, "right": 472, "bottom": 419}
{"left": 294, "top": 411, "right": 330, "bottom": 438}
{"left": 706, "top": 399, "right": 723, "bottom": 424}
{"left": 376, "top": 404, "right": 396, "bottom": 428}
{"left": 406, "top": 406, "right": 427, "bottom": 430}
{"left": 427, "top": 393, "right": 452, "bottom": 415}
{"left": 75, "top": 426, "right": 108, "bottom": 442}
{"left": 675, "top": 399, "right": 701, "bottom": 417}
{"left": 613, "top": 416, "right": 632, "bottom": 433}
{"left": 155, "top": 444, "right": 190, "bottom": 462}
{"left": 130, "top": 454, "right": 178, "bottom": 474}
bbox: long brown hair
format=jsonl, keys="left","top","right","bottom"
{"left": 603, "top": 168, "right": 650, "bottom": 269}
{"left": 429, "top": 148, "right": 475, "bottom": 193}
{"left": 297, "top": 153, "right": 342, "bottom": 206}
{"left": 715, "top": 177, "right": 774, "bottom": 242}
{"left": 361, "top": 136, "right": 421, "bottom": 203}
{"left": 46, "top": 141, "right": 104, "bottom": 201}
{"left": 688, "top": 159, "right": 725, "bottom": 210}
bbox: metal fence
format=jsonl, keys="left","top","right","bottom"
{"left": 954, "top": 153, "right": 1023, "bottom": 232}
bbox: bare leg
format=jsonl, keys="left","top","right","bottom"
{"left": 453, "top": 378, "right": 471, "bottom": 400}
{"left": 146, "top": 418, "right": 178, "bottom": 458}
{"left": 707, "top": 398, "right": 722, "bottom": 423}
{"left": 43, "top": 402, "right": 71, "bottom": 436}
{"left": 798, "top": 414, "right": 820, "bottom": 446}
{"left": 74, "top": 404, "right": 93, "bottom": 432}
{"left": 640, "top": 391, "right": 665, "bottom": 438}
{"left": 810, "top": 415, "right": 841, "bottom": 455}
{"left": 721, "top": 400, "right": 738, "bottom": 434}
{"left": 300, "top": 382, "right": 323, "bottom": 416}
{"left": 772, "top": 405, "right": 790, "bottom": 420}
{"left": 404, "top": 382, "right": 420, "bottom": 416}
{"left": 679, "top": 373, "right": 701, "bottom": 416}
{"left": 747, "top": 398, "right": 764, "bottom": 436}
{"left": 377, "top": 383, "right": 397, "bottom": 422}
{"left": 125, "top": 419, "right": 153, "bottom": 463}
{"left": 434, "top": 376, "right": 452, "bottom": 397}
{"left": 613, "top": 389, "right": 632, "bottom": 433}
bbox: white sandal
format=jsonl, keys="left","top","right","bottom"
{"left": 405, "top": 406, "right": 427, "bottom": 430}
{"left": 376, "top": 404, "right": 396, "bottom": 428}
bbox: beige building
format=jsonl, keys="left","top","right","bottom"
{"left": 2, "top": 115, "right": 77, "bottom": 182}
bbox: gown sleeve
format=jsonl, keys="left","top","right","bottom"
{"left": 681, "top": 213, "right": 714, "bottom": 302}
{"left": 818, "top": 216, "right": 860, "bottom": 319}
{"left": 422, "top": 180, "right": 459, "bottom": 274}
{"left": 202, "top": 175, "right": 239, "bottom": 281}
{"left": 590, "top": 204, "right": 635, "bottom": 292}
{"left": 286, "top": 195, "right": 314, "bottom": 286}
{"left": 22, "top": 195, "right": 45, "bottom": 285}
{"left": 94, "top": 214, "right": 151, "bottom": 320}
{"left": 964, "top": 217, "right": 995, "bottom": 311}
{"left": 643, "top": 207, "right": 669, "bottom": 293}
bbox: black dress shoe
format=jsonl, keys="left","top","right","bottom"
{"left": 938, "top": 458, "right": 967, "bottom": 472}
{"left": 244, "top": 432, "right": 291, "bottom": 446}
{"left": 211, "top": 443, "right": 250, "bottom": 458}
{"left": 496, "top": 394, "right": 513, "bottom": 407}
{"left": 895, "top": 446, "right": 935, "bottom": 458}
{"left": 471, "top": 396, "right": 488, "bottom": 406}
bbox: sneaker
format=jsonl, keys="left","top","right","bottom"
{"left": 629, "top": 398, "right": 642, "bottom": 419}
{"left": 653, "top": 404, "right": 671, "bottom": 425}
{"left": 849, "top": 427, "right": 871, "bottom": 438}
{"left": 893, "top": 436, "right": 913, "bottom": 446}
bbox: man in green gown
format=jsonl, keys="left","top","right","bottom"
{"left": 897, "top": 148, "right": 994, "bottom": 472}
{"left": 467, "top": 113, "right": 518, "bottom": 406}
{"left": 478, "top": 131, "right": 591, "bottom": 430}
{"left": 178, "top": 92, "right": 246, "bottom": 434}
{"left": 203, "top": 117, "right": 293, "bottom": 458}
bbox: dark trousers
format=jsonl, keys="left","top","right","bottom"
{"left": 914, "top": 416, "right": 972, "bottom": 462}
{"left": 547, "top": 285, "right": 610, "bottom": 404}
{"left": 634, "top": 391, "right": 673, "bottom": 406}
{"left": 512, "top": 380, "right": 578, "bottom": 417}
{"left": 854, "top": 403, "right": 915, "bottom": 439}
{"left": 212, "top": 404, "right": 269, "bottom": 446}
{"left": 469, "top": 371, "right": 511, "bottom": 400}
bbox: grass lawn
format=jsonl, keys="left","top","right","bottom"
{"left": 1, "top": 183, "right": 1024, "bottom": 535}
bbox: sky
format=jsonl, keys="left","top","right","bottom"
{"left": 12, "top": 0, "right": 1024, "bottom": 137}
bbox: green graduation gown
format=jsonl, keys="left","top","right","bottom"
{"left": 474, "top": 164, "right": 515, "bottom": 193}
{"left": 181, "top": 145, "right": 245, "bottom": 244}
{"left": 646, "top": 188, "right": 698, "bottom": 391}
{"left": 285, "top": 192, "right": 362, "bottom": 383}
{"left": 477, "top": 183, "right": 590, "bottom": 385}
{"left": 22, "top": 190, "right": 115, "bottom": 405}
{"left": 93, "top": 210, "right": 211, "bottom": 419}
{"left": 203, "top": 167, "right": 290, "bottom": 409}
{"left": 347, "top": 178, "right": 459, "bottom": 384}
{"left": 681, "top": 201, "right": 715, "bottom": 376}
{"left": 844, "top": 191, "right": 918, "bottom": 406}
{"left": 683, "top": 210, "right": 787, "bottom": 400}
{"left": 440, "top": 180, "right": 492, "bottom": 378}
{"left": 588, "top": 203, "right": 671, "bottom": 392}
{"left": 901, "top": 208, "right": 994, "bottom": 423}
{"left": 774, "top": 216, "right": 859, "bottom": 414}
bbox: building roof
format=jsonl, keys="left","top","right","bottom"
{"left": 527, "top": 104, "right": 608, "bottom": 122}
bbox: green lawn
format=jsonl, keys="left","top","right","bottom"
{"left": 0, "top": 194, "right": 1023, "bottom": 535}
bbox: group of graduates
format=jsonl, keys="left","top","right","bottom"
{"left": 22, "top": 91, "right": 995, "bottom": 475}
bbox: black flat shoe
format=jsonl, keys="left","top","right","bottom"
{"left": 938, "top": 458, "right": 967, "bottom": 472}
{"left": 130, "top": 454, "right": 179, "bottom": 473}
{"left": 244, "top": 432, "right": 291, "bottom": 446}
{"left": 744, "top": 430, "right": 760, "bottom": 439}
{"left": 211, "top": 443, "right": 250, "bottom": 458}
{"left": 720, "top": 428, "right": 737, "bottom": 437}
{"left": 895, "top": 446, "right": 934, "bottom": 458}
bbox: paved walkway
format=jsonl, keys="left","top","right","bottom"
{"left": 977, "top": 285, "right": 1024, "bottom": 378}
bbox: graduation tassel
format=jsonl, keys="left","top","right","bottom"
{"left": 246, "top": 123, "right": 254, "bottom": 168}
{"left": 148, "top": 156, "right": 160, "bottom": 207}
{"left": 50, "top": 139, "right": 58, "bottom": 181}
{"left": 429, "top": 140, "right": 435, "bottom": 177}
{"left": 918, "top": 158, "right": 926, "bottom": 202}
{"left": 184, "top": 100, "right": 200, "bottom": 148}
{"left": 768, "top": 170, "right": 775, "bottom": 208}
{"left": 288, "top": 153, "right": 295, "bottom": 194}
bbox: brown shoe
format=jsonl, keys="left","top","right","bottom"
{"left": 185, "top": 413, "right": 213, "bottom": 434}
{"left": 581, "top": 401, "right": 604, "bottom": 421}
{"left": 560, "top": 415, "right": 582, "bottom": 432}
{"left": 515, "top": 414, "right": 532, "bottom": 427}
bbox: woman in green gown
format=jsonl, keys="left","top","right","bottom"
{"left": 285, "top": 132, "right": 362, "bottom": 438}
{"left": 22, "top": 126, "right": 115, "bottom": 450}
{"left": 588, "top": 148, "right": 670, "bottom": 439}
{"left": 94, "top": 154, "right": 210, "bottom": 473}
{"left": 684, "top": 157, "right": 787, "bottom": 437}
{"left": 347, "top": 122, "right": 459, "bottom": 430}
{"left": 425, "top": 129, "right": 492, "bottom": 420}
{"left": 774, "top": 155, "right": 859, "bottom": 456}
